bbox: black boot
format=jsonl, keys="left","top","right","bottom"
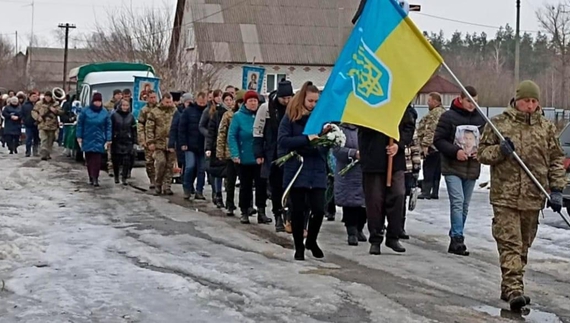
{"left": 448, "top": 237, "right": 470, "bottom": 256}
{"left": 347, "top": 226, "right": 359, "bottom": 246}
{"left": 88, "top": 177, "right": 94, "bottom": 185}
{"left": 121, "top": 177, "right": 128, "bottom": 186}
{"left": 114, "top": 175, "right": 120, "bottom": 184}
{"left": 93, "top": 178, "right": 100, "bottom": 187}
{"left": 430, "top": 179, "right": 440, "bottom": 199}
{"left": 418, "top": 181, "right": 433, "bottom": 200}
{"left": 292, "top": 216, "right": 305, "bottom": 261}
{"left": 400, "top": 213, "right": 410, "bottom": 240}
{"left": 275, "top": 213, "right": 285, "bottom": 232}
{"left": 369, "top": 243, "right": 381, "bottom": 255}
{"left": 501, "top": 291, "right": 530, "bottom": 304}
{"left": 509, "top": 291, "right": 528, "bottom": 312}
{"left": 357, "top": 231, "right": 367, "bottom": 242}
{"left": 215, "top": 193, "right": 225, "bottom": 208}
{"left": 240, "top": 209, "right": 250, "bottom": 224}
{"left": 305, "top": 214, "right": 324, "bottom": 258}
{"left": 257, "top": 208, "right": 273, "bottom": 224}
{"left": 385, "top": 238, "right": 406, "bottom": 253}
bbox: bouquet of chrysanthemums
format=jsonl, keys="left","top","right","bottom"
{"left": 273, "top": 123, "right": 347, "bottom": 167}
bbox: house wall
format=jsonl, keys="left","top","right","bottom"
{"left": 213, "top": 64, "right": 332, "bottom": 94}
{"left": 415, "top": 93, "right": 459, "bottom": 107}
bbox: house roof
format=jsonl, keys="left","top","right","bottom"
{"left": 25, "top": 47, "right": 93, "bottom": 84}
{"left": 419, "top": 75, "right": 462, "bottom": 94}
{"left": 181, "top": 0, "right": 361, "bottom": 65}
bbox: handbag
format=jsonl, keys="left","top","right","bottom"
{"left": 206, "top": 157, "right": 227, "bottom": 178}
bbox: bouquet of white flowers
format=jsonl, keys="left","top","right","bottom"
{"left": 273, "top": 123, "right": 346, "bottom": 167}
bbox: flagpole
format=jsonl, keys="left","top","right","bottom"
{"left": 442, "top": 61, "right": 570, "bottom": 227}
{"left": 387, "top": 138, "right": 394, "bottom": 187}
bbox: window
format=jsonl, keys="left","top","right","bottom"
{"left": 265, "top": 73, "right": 287, "bottom": 93}
{"left": 186, "top": 24, "right": 195, "bottom": 49}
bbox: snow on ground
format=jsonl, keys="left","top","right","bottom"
{"left": 1, "top": 149, "right": 570, "bottom": 322}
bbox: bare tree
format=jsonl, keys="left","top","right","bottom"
{"left": 83, "top": 5, "right": 223, "bottom": 93}
{"left": 537, "top": 2, "right": 570, "bottom": 108}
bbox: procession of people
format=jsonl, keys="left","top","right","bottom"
{"left": 0, "top": 77, "right": 565, "bottom": 312}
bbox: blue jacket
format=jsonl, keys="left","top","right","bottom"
{"left": 178, "top": 103, "right": 206, "bottom": 154}
{"left": 168, "top": 105, "right": 185, "bottom": 150}
{"left": 277, "top": 114, "right": 328, "bottom": 189}
{"left": 333, "top": 124, "right": 364, "bottom": 207}
{"left": 228, "top": 105, "right": 257, "bottom": 165}
{"left": 2, "top": 105, "right": 22, "bottom": 136}
{"left": 76, "top": 105, "right": 112, "bottom": 153}
{"left": 20, "top": 100, "right": 36, "bottom": 127}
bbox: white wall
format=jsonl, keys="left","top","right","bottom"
{"left": 213, "top": 64, "right": 332, "bottom": 94}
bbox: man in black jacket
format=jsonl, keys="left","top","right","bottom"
{"left": 434, "top": 86, "right": 486, "bottom": 256}
{"left": 253, "top": 79, "right": 294, "bottom": 232}
{"left": 20, "top": 91, "right": 40, "bottom": 157}
{"left": 358, "top": 105, "right": 416, "bottom": 255}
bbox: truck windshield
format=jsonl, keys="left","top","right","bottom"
{"left": 90, "top": 82, "right": 133, "bottom": 103}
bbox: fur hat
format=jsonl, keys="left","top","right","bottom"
{"left": 244, "top": 91, "right": 259, "bottom": 103}
{"left": 92, "top": 92, "right": 103, "bottom": 102}
{"left": 515, "top": 80, "right": 540, "bottom": 102}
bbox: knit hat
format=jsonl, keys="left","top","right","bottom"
{"left": 92, "top": 92, "right": 103, "bottom": 102}
{"left": 8, "top": 96, "right": 19, "bottom": 105}
{"left": 170, "top": 91, "right": 183, "bottom": 102}
{"left": 181, "top": 92, "right": 194, "bottom": 103}
{"left": 515, "top": 80, "right": 540, "bottom": 102}
{"left": 235, "top": 89, "right": 246, "bottom": 102}
{"left": 276, "top": 79, "right": 293, "bottom": 98}
{"left": 244, "top": 91, "right": 258, "bottom": 103}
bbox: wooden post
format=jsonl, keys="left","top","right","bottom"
{"left": 386, "top": 138, "right": 394, "bottom": 187}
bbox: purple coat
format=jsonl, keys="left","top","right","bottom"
{"left": 333, "top": 124, "right": 364, "bottom": 207}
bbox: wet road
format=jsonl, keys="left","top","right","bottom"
{"left": 0, "top": 151, "right": 569, "bottom": 322}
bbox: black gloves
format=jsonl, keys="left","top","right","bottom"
{"left": 500, "top": 137, "right": 515, "bottom": 156}
{"left": 549, "top": 191, "right": 563, "bottom": 213}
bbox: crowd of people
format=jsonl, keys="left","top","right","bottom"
{"left": 0, "top": 78, "right": 565, "bottom": 311}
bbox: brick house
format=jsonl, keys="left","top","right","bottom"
{"left": 415, "top": 75, "right": 462, "bottom": 107}
{"left": 170, "top": 0, "right": 360, "bottom": 93}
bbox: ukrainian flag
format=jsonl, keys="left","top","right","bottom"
{"left": 303, "top": 0, "right": 443, "bottom": 140}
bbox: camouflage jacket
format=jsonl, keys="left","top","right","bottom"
{"left": 216, "top": 110, "right": 234, "bottom": 160}
{"left": 417, "top": 105, "right": 445, "bottom": 151}
{"left": 145, "top": 104, "right": 176, "bottom": 151}
{"left": 137, "top": 103, "right": 157, "bottom": 146}
{"left": 104, "top": 99, "right": 117, "bottom": 112}
{"left": 31, "top": 100, "right": 62, "bottom": 131}
{"left": 405, "top": 132, "right": 422, "bottom": 176}
{"left": 478, "top": 105, "right": 566, "bottom": 210}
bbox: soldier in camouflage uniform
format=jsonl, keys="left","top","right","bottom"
{"left": 417, "top": 92, "right": 445, "bottom": 199}
{"left": 31, "top": 91, "right": 62, "bottom": 160}
{"left": 138, "top": 91, "right": 159, "bottom": 189}
{"left": 145, "top": 93, "right": 177, "bottom": 195}
{"left": 478, "top": 80, "right": 566, "bottom": 311}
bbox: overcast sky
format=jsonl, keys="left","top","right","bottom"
{"left": 0, "top": 0, "right": 557, "bottom": 52}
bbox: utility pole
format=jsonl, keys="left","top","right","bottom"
{"left": 514, "top": 0, "right": 521, "bottom": 91}
{"left": 58, "top": 23, "right": 76, "bottom": 91}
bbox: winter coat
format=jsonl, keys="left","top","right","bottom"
{"left": 253, "top": 91, "right": 288, "bottom": 178}
{"left": 278, "top": 114, "right": 328, "bottom": 189}
{"left": 137, "top": 103, "right": 158, "bottom": 145}
{"left": 178, "top": 103, "right": 206, "bottom": 154}
{"left": 20, "top": 100, "right": 37, "bottom": 127}
{"left": 479, "top": 105, "right": 566, "bottom": 210}
{"left": 168, "top": 104, "right": 185, "bottom": 151}
{"left": 1, "top": 105, "right": 22, "bottom": 136}
{"left": 433, "top": 98, "right": 487, "bottom": 180}
{"left": 358, "top": 105, "right": 416, "bottom": 173}
{"left": 32, "top": 99, "right": 62, "bottom": 131}
{"left": 216, "top": 110, "right": 234, "bottom": 160}
{"left": 417, "top": 105, "right": 446, "bottom": 152}
{"left": 228, "top": 105, "right": 258, "bottom": 165}
{"left": 60, "top": 100, "right": 77, "bottom": 124}
{"left": 206, "top": 104, "right": 230, "bottom": 158}
{"left": 111, "top": 110, "right": 137, "bottom": 155}
{"left": 76, "top": 105, "right": 112, "bottom": 153}
{"left": 104, "top": 99, "right": 118, "bottom": 112}
{"left": 199, "top": 107, "right": 210, "bottom": 141}
{"left": 333, "top": 124, "right": 364, "bottom": 207}
{"left": 146, "top": 104, "right": 176, "bottom": 151}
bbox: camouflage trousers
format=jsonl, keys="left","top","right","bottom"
{"left": 39, "top": 129, "right": 56, "bottom": 159}
{"left": 492, "top": 206, "right": 539, "bottom": 298}
{"left": 153, "top": 150, "right": 176, "bottom": 191}
{"left": 144, "top": 148, "right": 156, "bottom": 185}
{"left": 107, "top": 148, "right": 114, "bottom": 174}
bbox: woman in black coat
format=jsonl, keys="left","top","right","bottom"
{"left": 2, "top": 96, "right": 22, "bottom": 154}
{"left": 111, "top": 99, "right": 137, "bottom": 185}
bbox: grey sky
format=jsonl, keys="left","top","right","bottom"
{"left": 0, "top": 0, "right": 557, "bottom": 53}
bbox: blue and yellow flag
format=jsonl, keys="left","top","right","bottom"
{"left": 303, "top": 0, "right": 443, "bottom": 140}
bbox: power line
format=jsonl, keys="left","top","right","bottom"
{"left": 417, "top": 12, "right": 540, "bottom": 33}
{"left": 0, "top": 0, "right": 170, "bottom": 9}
